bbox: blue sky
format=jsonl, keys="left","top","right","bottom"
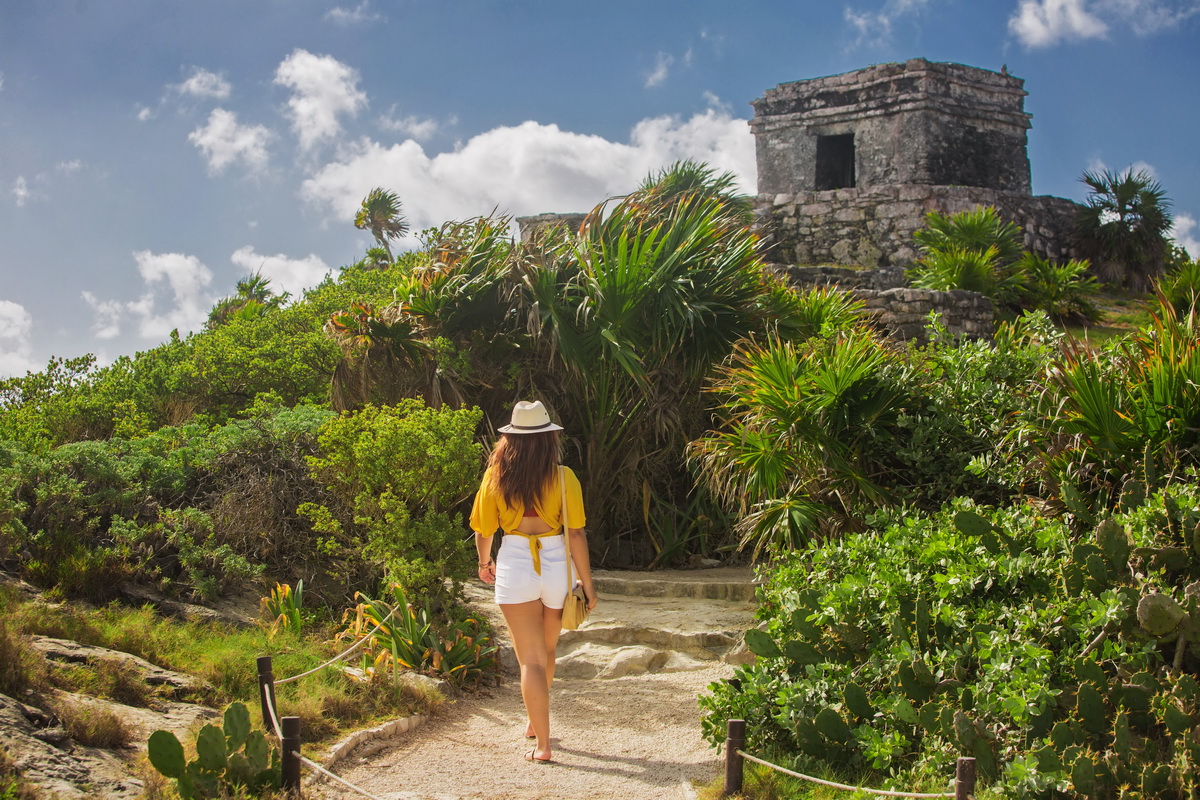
{"left": 2, "top": 0, "right": 1198, "bottom": 377}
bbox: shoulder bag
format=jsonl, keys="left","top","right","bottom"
{"left": 559, "top": 465, "right": 589, "bottom": 631}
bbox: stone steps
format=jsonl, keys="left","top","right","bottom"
{"left": 463, "top": 566, "right": 758, "bottom": 680}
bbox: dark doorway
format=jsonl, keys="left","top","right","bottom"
{"left": 815, "top": 134, "right": 856, "bottom": 190}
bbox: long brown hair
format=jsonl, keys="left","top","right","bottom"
{"left": 487, "top": 431, "right": 560, "bottom": 509}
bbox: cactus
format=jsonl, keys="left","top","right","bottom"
{"left": 914, "top": 597, "right": 931, "bottom": 651}
{"left": 814, "top": 707, "right": 852, "bottom": 742}
{"left": 844, "top": 682, "right": 873, "bottom": 719}
{"left": 1071, "top": 751, "right": 1097, "bottom": 796}
{"left": 148, "top": 729, "right": 187, "bottom": 778}
{"left": 782, "top": 639, "right": 822, "bottom": 665}
{"left": 1094, "top": 518, "right": 1130, "bottom": 566}
{"left": 1137, "top": 592, "right": 1186, "bottom": 637}
{"left": 146, "top": 703, "right": 280, "bottom": 799}
{"left": 1076, "top": 683, "right": 1107, "bottom": 736}
{"left": 743, "top": 628, "right": 783, "bottom": 658}
{"left": 1118, "top": 478, "right": 1145, "bottom": 512}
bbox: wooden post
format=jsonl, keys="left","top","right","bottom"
{"left": 723, "top": 719, "right": 746, "bottom": 797}
{"left": 955, "top": 757, "right": 976, "bottom": 800}
{"left": 281, "top": 715, "right": 302, "bottom": 798}
{"left": 256, "top": 655, "right": 278, "bottom": 734}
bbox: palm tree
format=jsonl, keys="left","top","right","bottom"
{"left": 355, "top": 188, "right": 409, "bottom": 263}
{"left": 1076, "top": 168, "right": 1173, "bottom": 291}
{"left": 206, "top": 274, "right": 284, "bottom": 329}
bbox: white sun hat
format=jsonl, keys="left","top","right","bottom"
{"left": 498, "top": 400, "right": 564, "bottom": 434}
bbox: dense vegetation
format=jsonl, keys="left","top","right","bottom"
{"left": 2, "top": 160, "right": 1200, "bottom": 798}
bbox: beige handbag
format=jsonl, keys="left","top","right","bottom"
{"left": 559, "top": 466, "right": 589, "bottom": 631}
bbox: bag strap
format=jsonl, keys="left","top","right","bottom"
{"left": 560, "top": 465, "right": 573, "bottom": 591}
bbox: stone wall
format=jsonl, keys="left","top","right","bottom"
{"left": 756, "top": 183, "right": 1083, "bottom": 268}
{"left": 516, "top": 213, "right": 587, "bottom": 244}
{"left": 775, "top": 264, "right": 908, "bottom": 291}
{"left": 860, "top": 288, "right": 994, "bottom": 343}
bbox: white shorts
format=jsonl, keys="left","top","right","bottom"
{"left": 494, "top": 533, "right": 569, "bottom": 608}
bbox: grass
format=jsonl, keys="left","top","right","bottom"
{"left": 694, "top": 753, "right": 1009, "bottom": 800}
{"left": 0, "top": 586, "right": 443, "bottom": 748}
{"left": 0, "top": 746, "right": 39, "bottom": 800}
{"left": 50, "top": 699, "right": 134, "bottom": 749}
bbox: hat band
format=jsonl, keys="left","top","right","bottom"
{"left": 509, "top": 422, "right": 554, "bottom": 431}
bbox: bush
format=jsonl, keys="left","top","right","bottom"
{"left": 700, "top": 485, "right": 1200, "bottom": 798}
{"left": 303, "top": 400, "right": 484, "bottom": 598}
{"left": 52, "top": 699, "right": 134, "bottom": 749}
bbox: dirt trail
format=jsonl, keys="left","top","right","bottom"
{"left": 317, "top": 568, "right": 755, "bottom": 800}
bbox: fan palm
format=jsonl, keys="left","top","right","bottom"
{"left": 355, "top": 188, "right": 409, "bottom": 263}
{"left": 1076, "top": 168, "right": 1173, "bottom": 291}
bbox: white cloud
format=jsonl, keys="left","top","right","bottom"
{"left": 1171, "top": 213, "right": 1200, "bottom": 259}
{"left": 188, "top": 109, "right": 273, "bottom": 175}
{"left": 230, "top": 246, "right": 332, "bottom": 298}
{"left": 137, "top": 105, "right": 155, "bottom": 122}
{"left": 0, "top": 73, "right": 5, "bottom": 92}
{"left": 379, "top": 109, "right": 440, "bottom": 140}
{"left": 325, "top": 1, "right": 384, "bottom": 25}
{"left": 1009, "top": 0, "right": 1109, "bottom": 46}
{"left": 1009, "top": 0, "right": 1198, "bottom": 46}
{"left": 83, "top": 251, "right": 215, "bottom": 340}
{"left": 176, "top": 67, "right": 232, "bottom": 100}
{"left": 274, "top": 49, "right": 368, "bottom": 152}
{"left": 300, "top": 110, "right": 755, "bottom": 234}
{"left": 843, "top": 0, "right": 934, "bottom": 47}
{"left": 0, "top": 300, "right": 37, "bottom": 378}
{"left": 56, "top": 160, "right": 82, "bottom": 175}
{"left": 11, "top": 177, "right": 29, "bottom": 206}
{"left": 645, "top": 52, "right": 674, "bottom": 88}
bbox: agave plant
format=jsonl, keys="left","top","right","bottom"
{"left": 690, "top": 328, "right": 905, "bottom": 556}
{"left": 1042, "top": 302, "right": 1200, "bottom": 503}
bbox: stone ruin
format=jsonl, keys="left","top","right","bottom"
{"left": 518, "top": 58, "right": 1084, "bottom": 342}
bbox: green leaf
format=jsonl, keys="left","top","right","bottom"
{"left": 147, "top": 730, "right": 187, "bottom": 779}
{"left": 954, "top": 510, "right": 993, "bottom": 537}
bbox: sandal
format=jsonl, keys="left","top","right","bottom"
{"left": 525, "top": 749, "right": 555, "bottom": 765}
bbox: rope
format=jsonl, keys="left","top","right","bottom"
{"left": 262, "top": 684, "right": 283, "bottom": 739}
{"left": 295, "top": 752, "right": 389, "bottom": 800}
{"left": 736, "top": 751, "right": 955, "bottom": 799}
{"left": 275, "top": 606, "right": 398, "bottom": 685}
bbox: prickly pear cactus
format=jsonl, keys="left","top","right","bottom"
{"left": 146, "top": 702, "right": 281, "bottom": 799}
{"left": 1137, "top": 592, "right": 1186, "bottom": 637}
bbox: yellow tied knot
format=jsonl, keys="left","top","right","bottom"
{"left": 506, "top": 529, "right": 562, "bottom": 575}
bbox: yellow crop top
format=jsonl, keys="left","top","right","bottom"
{"left": 469, "top": 465, "right": 586, "bottom": 535}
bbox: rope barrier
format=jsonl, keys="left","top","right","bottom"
{"left": 275, "top": 605, "right": 398, "bottom": 685}
{"left": 262, "top": 682, "right": 284, "bottom": 739}
{"left": 295, "top": 752, "right": 390, "bottom": 800}
{"left": 735, "top": 751, "right": 955, "bottom": 799}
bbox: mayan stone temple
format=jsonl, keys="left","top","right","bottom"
{"left": 751, "top": 58, "right": 1080, "bottom": 270}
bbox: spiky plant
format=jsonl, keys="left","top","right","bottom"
{"left": 1076, "top": 168, "right": 1173, "bottom": 291}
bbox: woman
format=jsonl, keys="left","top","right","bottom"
{"left": 471, "top": 400, "right": 598, "bottom": 764}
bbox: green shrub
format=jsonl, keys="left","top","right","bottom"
{"left": 701, "top": 485, "right": 1200, "bottom": 798}
{"left": 303, "top": 400, "right": 484, "bottom": 598}
{"left": 1018, "top": 254, "right": 1100, "bottom": 323}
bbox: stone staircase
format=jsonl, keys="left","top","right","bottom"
{"left": 462, "top": 566, "right": 758, "bottom": 680}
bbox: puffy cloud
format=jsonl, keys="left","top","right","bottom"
{"left": 300, "top": 110, "right": 755, "bottom": 232}
{"left": 56, "top": 160, "right": 83, "bottom": 175}
{"left": 0, "top": 300, "right": 37, "bottom": 378}
{"left": 1010, "top": 0, "right": 1109, "bottom": 46}
{"left": 274, "top": 50, "right": 367, "bottom": 152}
{"left": 188, "top": 109, "right": 273, "bottom": 175}
{"left": 176, "top": 67, "right": 232, "bottom": 100}
{"left": 83, "top": 251, "right": 214, "bottom": 340}
{"left": 1171, "top": 213, "right": 1200, "bottom": 259}
{"left": 11, "top": 177, "right": 29, "bottom": 206}
{"left": 137, "top": 105, "right": 155, "bottom": 122}
{"left": 230, "top": 246, "right": 332, "bottom": 298}
{"left": 325, "top": 1, "right": 384, "bottom": 25}
{"left": 1010, "top": 0, "right": 1198, "bottom": 47}
{"left": 645, "top": 52, "right": 674, "bottom": 88}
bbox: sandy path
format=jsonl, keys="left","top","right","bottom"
{"left": 318, "top": 664, "right": 730, "bottom": 800}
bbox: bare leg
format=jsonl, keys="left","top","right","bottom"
{"left": 526, "top": 605, "right": 563, "bottom": 738}
{"left": 502, "top": 600, "right": 554, "bottom": 761}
